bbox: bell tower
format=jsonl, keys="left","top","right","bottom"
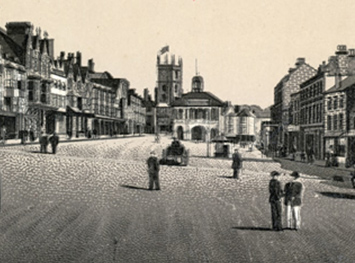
{"left": 156, "top": 46, "right": 183, "bottom": 105}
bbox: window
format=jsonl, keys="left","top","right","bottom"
{"left": 28, "top": 81, "right": 34, "bottom": 101}
{"left": 4, "top": 97, "right": 12, "bottom": 111}
{"left": 77, "top": 97, "right": 82, "bottom": 110}
{"left": 333, "top": 97, "right": 338, "bottom": 110}
{"left": 339, "top": 113, "right": 343, "bottom": 130}
{"left": 175, "top": 85, "right": 178, "bottom": 93}
{"left": 340, "top": 96, "right": 344, "bottom": 108}
{"left": 327, "top": 115, "right": 332, "bottom": 130}
{"left": 333, "top": 115, "right": 338, "bottom": 130}
{"left": 328, "top": 98, "right": 332, "bottom": 110}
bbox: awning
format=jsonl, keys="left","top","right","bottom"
{"left": 28, "top": 103, "right": 58, "bottom": 111}
{"left": 56, "top": 107, "right": 66, "bottom": 113}
{"left": 94, "top": 114, "right": 122, "bottom": 121}
{"left": 0, "top": 111, "right": 16, "bottom": 117}
{"left": 67, "top": 106, "right": 81, "bottom": 113}
{"left": 324, "top": 132, "right": 345, "bottom": 138}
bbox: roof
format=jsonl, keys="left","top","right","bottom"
{"left": 236, "top": 108, "right": 256, "bottom": 117}
{"left": 172, "top": 91, "right": 224, "bottom": 107}
{"left": 324, "top": 76, "right": 355, "bottom": 94}
{"left": 0, "top": 29, "right": 24, "bottom": 63}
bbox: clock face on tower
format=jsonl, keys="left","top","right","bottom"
{"left": 159, "top": 70, "right": 167, "bottom": 78}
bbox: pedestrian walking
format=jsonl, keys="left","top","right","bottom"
{"left": 49, "top": 132, "right": 59, "bottom": 154}
{"left": 39, "top": 132, "right": 49, "bottom": 153}
{"left": 231, "top": 148, "right": 243, "bottom": 179}
{"left": 147, "top": 151, "right": 160, "bottom": 190}
{"left": 284, "top": 171, "right": 304, "bottom": 230}
{"left": 269, "top": 171, "right": 283, "bottom": 231}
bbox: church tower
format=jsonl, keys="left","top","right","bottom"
{"left": 156, "top": 46, "right": 183, "bottom": 105}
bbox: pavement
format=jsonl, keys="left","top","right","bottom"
{"left": 0, "top": 135, "right": 354, "bottom": 262}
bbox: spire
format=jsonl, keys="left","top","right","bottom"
{"left": 195, "top": 59, "right": 199, "bottom": 75}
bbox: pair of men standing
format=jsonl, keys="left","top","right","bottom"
{"left": 40, "top": 132, "right": 59, "bottom": 154}
{"left": 269, "top": 171, "right": 304, "bottom": 231}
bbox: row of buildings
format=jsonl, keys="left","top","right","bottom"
{"left": 269, "top": 45, "right": 355, "bottom": 166}
{"left": 0, "top": 21, "right": 270, "bottom": 145}
{"left": 0, "top": 22, "right": 148, "bottom": 139}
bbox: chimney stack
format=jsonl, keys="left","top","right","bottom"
{"left": 76, "top": 51, "right": 82, "bottom": 66}
{"left": 295, "top": 58, "right": 305, "bottom": 66}
{"left": 88, "top": 59, "right": 95, "bottom": 72}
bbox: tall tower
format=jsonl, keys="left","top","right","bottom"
{"left": 156, "top": 46, "right": 183, "bottom": 105}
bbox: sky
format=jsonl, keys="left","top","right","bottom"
{"left": 2, "top": 0, "right": 355, "bottom": 108}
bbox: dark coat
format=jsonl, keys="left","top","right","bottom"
{"left": 40, "top": 135, "right": 49, "bottom": 146}
{"left": 269, "top": 179, "right": 283, "bottom": 203}
{"left": 232, "top": 152, "right": 242, "bottom": 169}
{"left": 49, "top": 135, "right": 59, "bottom": 146}
{"left": 147, "top": 156, "right": 160, "bottom": 175}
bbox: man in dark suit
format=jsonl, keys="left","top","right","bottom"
{"left": 231, "top": 149, "right": 242, "bottom": 179}
{"left": 39, "top": 132, "right": 49, "bottom": 153}
{"left": 49, "top": 132, "right": 60, "bottom": 154}
{"left": 147, "top": 151, "right": 160, "bottom": 190}
{"left": 284, "top": 171, "right": 304, "bottom": 230}
{"left": 269, "top": 171, "right": 283, "bottom": 231}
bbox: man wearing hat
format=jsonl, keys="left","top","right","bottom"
{"left": 147, "top": 150, "right": 160, "bottom": 190}
{"left": 284, "top": 171, "right": 304, "bottom": 230}
{"left": 231, "top": 149, "right": 243, "bottom": 179}
{"left": 269, "top": 171, "right": 283, "bottom": 231}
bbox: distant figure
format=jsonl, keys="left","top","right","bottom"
{"left": 284, "top": 171, "right": 304, "bottom": 230}
{"left": 147, "top": 151, "right": 160, "bottom": 190}
{"left": 29, "top": 126, "right": 35, "bottom": 142}
{"left": 350, "top": 171, "right": 355, "bottom": 189}
{"left": 300, "top": 152, "right": 306, "bottom": 162}
{"left": 49, "top": 132, "right": 59, "bottom": 154}
{"left": 39, "top": 132, "right": 49, "bottom": 153}
{"left": 1, "top": 126, "right": 6, "bottom": 145}
{"left": 231, "top": 149, "right": 243, "bottom": 179}
{"left": 269, "top": 171, "right": 283, "bottom": 231}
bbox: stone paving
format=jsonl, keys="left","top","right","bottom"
{"left": 0, "top": 135, "right": 354, "bottom": 262}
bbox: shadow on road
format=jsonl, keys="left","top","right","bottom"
{"left": 191, "top": 156, "right": 275, "bottom": 163}
{"left": 232, "top": 226, "right": 274, "bottom": 231}
{"left": 318, "top": 191, "right": 355, "bottom": 200}
{"left": 120, "top": 184, "right": 150, "bottom": 191}
{"left": 218, "top": 176, "right": 235, "bottom": 179}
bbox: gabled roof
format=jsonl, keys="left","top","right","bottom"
{"left": 236, "top": 108, "right": 256, "bottom": 117}
{"left": 0, "top": 28, "right": 25, "bottom": 63}
{"left": 172, "top": 91, "right": 224, "bottom": 106}
{"left": 324, "top": 76, "right": 355, "bottom": 94}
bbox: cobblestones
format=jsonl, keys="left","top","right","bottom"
{"left": 0, "top": 135, "right": 354, "bottom": 262}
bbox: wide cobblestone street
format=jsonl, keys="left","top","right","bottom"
{"left": 0, "top": 135, "right": 354, "bottom": 262}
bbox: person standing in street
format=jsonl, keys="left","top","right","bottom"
{"left": 284, "top": 171, "right": 304, "bottom": 230}
{"left": 39, "top": 132, "right": 49, "bottom": 153}
{"left": 231, "top": 148, "right": 243, "bottom": 179}
{"left": 49, "top": 132, "right": 59, "bottom": 154}
{"left": 1, "top": 126, "right": 6, "bottom": 145}
{"left": 269, "top": 171, "right": 283, "bottom": 231}
{"left": 147, "top": 151, "right": 160, "bottom": 190}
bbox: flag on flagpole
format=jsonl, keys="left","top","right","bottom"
{"left": 159, "top": 45, "right": 169, "bottom": 54}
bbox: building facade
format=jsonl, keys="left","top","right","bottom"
{"left": 324, "top": 76, "right": 355, "bottom": 165}
{"left": 171, "top": 75, "right": 224, "bottom": 141}
{"left": 271, "top": 58, "right": 317, "bottom": 152}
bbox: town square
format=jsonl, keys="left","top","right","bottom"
{"left": 0, "top": 135, "right": 354, "bottom": 262}
{"left": 2, "top": 0, "right": 355, "bottom": 262}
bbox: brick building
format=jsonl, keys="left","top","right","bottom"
{"left": 324, "top": 76, "right": 355, "bottom": 165}
{"left": 271, "top": 58, "right": 317, "bottom": 152}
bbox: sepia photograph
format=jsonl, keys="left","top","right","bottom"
{"left": 0, "top": 0, "right": 355, "bottom": 262}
